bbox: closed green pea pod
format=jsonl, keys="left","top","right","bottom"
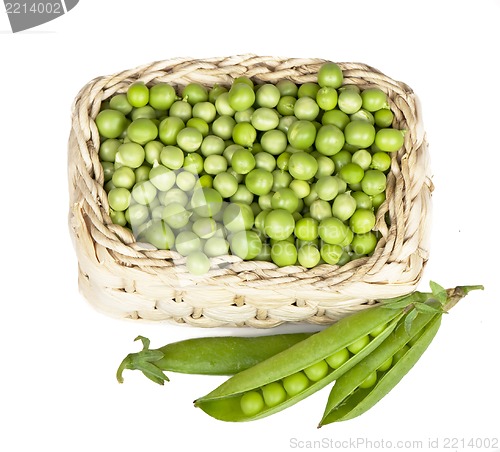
{"left": 194, "top": 304, "right": 406, "bottom": 422}
{"left": 318, "top": 306, "right": 442, "bottom": 427}
{"left": 116, "top": 333, "right": 314, "bottom": 384}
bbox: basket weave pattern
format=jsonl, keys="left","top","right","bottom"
{"left": 68, "top": 54, "right": 432, "bottom": 328}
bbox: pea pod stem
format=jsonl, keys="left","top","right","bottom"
{"left": 116, "top": 332, "right": 314, "bottom": 385}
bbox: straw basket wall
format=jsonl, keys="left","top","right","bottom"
{"left": 68, "top": 54, "right": 432, "bottom": 328}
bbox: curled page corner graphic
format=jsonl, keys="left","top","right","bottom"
{"left": 4, "top": 0, "right": 80, "bottom": 33}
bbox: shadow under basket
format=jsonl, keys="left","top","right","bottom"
{"left": 68, "top": 54, "right": 433, "bottom": 328}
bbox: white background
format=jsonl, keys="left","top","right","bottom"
{"left": 1, "top": 1, "right": 499, "bottom": 451}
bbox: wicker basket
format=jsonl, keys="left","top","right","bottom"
{"left": 68, "top": 54, "right": 432, "bottom": 328}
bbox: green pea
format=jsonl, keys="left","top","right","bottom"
{"left": 359, "top": 371, "right": 378, "bottom": 389}
{"left": 115, "top": 142, "right": 145, "bottom": 169}
{"left": 338, "top": 89, "right": 362, "bottom": 115}
{"left": 213, "top": 172, "right": 239, "bottom": 198}
{"left": 298, "top": 243, "right": 321, "bottom": 269}
{"left": 325, "top": 348, "right": 350, "bottom": 369}
{"left": 284, "top": 180, "right": 308, "bottom": 200}
{"left": 271, "top": 240, "right": 297, "bottom": 267}
{"left": 349, "top": 209, "right": 376, "bottom": 234}
{"left": 204, "top": 236, "right": 230, "bottom": 257}
{"left": 255, "top": 84, "right": 280, "bottom": 108}
{"left": 370, "top": 152, "right": 392, "bottom": 172}
{"left": 230, "top": 230, "right": 262, "bottom": 260}
{"left": 223, "top": 203, "right": 254, "bottom": 233}
{"left": 112, "top": 166, "right": 135, "bottom": 189}
{"left": 127, "top": 118, "right": 158, "bottom": 145}
{"left": 246, "top": 169, "right": 274, "bottom": 197}
{"left": 108, "top": 187, "right": 131, "bottom": 212}
{"left": 251, "top": 107, "right": 280, "bottom": 131}
{"left": 370, "top": 322, "right": 388, "bottom": 338}
{"left": 377, "top": 356, "right": 393, "bottom": 372}
{"left": 149, "top": 164, "right": 176, "bottom": 191}
{"left": 109, "top": 209, "right": 127, "bottom": 226}
{"left": 240, "top": 391, "right": 265, "bottom": 416}
{"left": 374, "top": 108, "right": 394, "bottom": 128}
{"left": 344, "top": 120, "right": 376, "bottom": 148}
{"left": 320, "top": 243, "right": 343, "bottom": 265}
{"left": 182, "top": 83, "right": 208, "bottom": 105}
{"left": 287, "top": 120, "right": 317, "bottom": 150}
{"left": 158, "top": 116, "right": 185, "bottom": 145}
{"left": 160, "top": 145, "right": 184, "bottom": 170}
{"left": 260, "top": 129, "right": 288, "bottom": 155}
{"left": 127, "top": 82, "right": 149, "bottom": 108}
{"left": 175, "top": 231, "right": 201, "bottom": 256}
{"left": 283, "top": 372, "right": 310, "bottom": 396}
{"left": 321, "top": 109, "right": 350, "bottom": 130}
{"left": 109, "top": 93, "right": 133, "bottom": 115}
{"left": 230, "top": 184, "right": 254, "bottom": 205}
{"left": 162, "top": 203, "right": 191, "bottom": 229}
{"left": 149, "top": 83, "right": 177, "bottom": 110}
{"left": 361, "top": 88, "right": 388, "bottom": 112}
{"left": 212, "top": 115, "right": 236, "bottom": 140}
{"left": 183, "top": 153, "right": 204, "bottom": 175}
{"left": 186, "top": 251, "right": 211, "bottom": 275}
{"left": 317, "top": 62, "right": 343, "bottom": 88}
{"left": 142, "top": 220, "right": 175, "bottom": 250}
{"left": 99, "top": 138, "right": 121, "bottom": 162}
{"left": 262, "top": 382, "right": 287, "bottom": 407}
{"left": 276, "top": 95, "right": 297, "bottom": 116}
{"left": 351, "top": 232, "right": 378, "bottom": 255}
{"left": 347, "top": 335, "right": 370, "bottom": 354}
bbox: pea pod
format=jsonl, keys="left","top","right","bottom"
{"left": 116, "top": 333, "right": 314, "bottom": 384}
{"left": 318, "top": 284, "right": 484, "bottom": 426}
{"left": 194, "top": 303, "right": 407, "bottom": 422}
{"left": 318, "top": 306, "right": 441, "bottom": 426}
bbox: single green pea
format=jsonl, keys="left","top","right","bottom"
{"left": 127, "top": 82, "right": 149, "bottom": 108}
{"left": 303, "top": 360, "right": 329, "bottom": 382}
{"left": 175, "top": 231, "right": 202, "bottom": 256}
{"left": 374, "top": 108, "right": 394, "bottom": 128}
{"left": 325, "top": 348, "right": 350, "bottom": 369}
{"left": 127, "top": 118, "right": 158, "bottom": 145}
{"left": 109, "top": 209, "right": 127, "bottom": 227}
{"left": 132, "top": 180, "right": 157, "bottom": 205}
{"left": 162, "top": 202, "right": 191, "bottom": 229}
{"left": 109, "top": 93, "right": 133, "bottom": 115}
{"left": 240, "top": 391, "right": 265, "bottom": 416}
{"left": 223, "top": 202, "right": 254, "bottom": 233}
{"left": 112, "top": 166, "right": 136, "bottom": 189}
{"left": 261, "top": 382, "right": 287, "bottom": 407}
{"left": 270, "top": 240, "right": 297, "bottom": 267}
{"left": 186, "top": 251, "right": 211, "bottom": 275}
{"left": 158, "top": 116, "right": 185, "bottom": 145}
{"left": 149, "top": 83, "right": 177, "bottom": 111}
{"left": 283, "top": 372, "right": 310, "bottom": 396}
{"left": 108, "top": 187, "right": 131, "bottom": 212}
{"left": 230, "top": 230, "right": 262, "bottom": 260}
{"left": 347, "top": 335, "right": 370, "bottom": 354}
{"left": 204, "top": 236, "right": 230, "bottom": 257}
{"left": 358, "top": 371, "right": 378, "bottom": 389}
{"left": 230, "top": 184, "right": 254, "bottom": 205}
{"left": 96, "top": 109, "right": 129, "bottom": 140}
{"left": 99, "top": 138, "right": 121, "bottom": 162}
{"left": 369, "top": 322, "right": 388, "bottom": 338}
{"left": 160, "top": 145, "right": 184, "bottom": 170}
{"left": 141, "top": 220, "right": 175, "bottom": 250}
{"left": 377, "top": 356, "right": 393, "bottom": 372}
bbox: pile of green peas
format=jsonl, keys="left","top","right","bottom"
{"left": 96, "top": 62, "right": 405, "bottom": 275}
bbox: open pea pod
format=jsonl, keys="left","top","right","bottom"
{"left": 194, "top": 304, "right": 407, "bottom": 422}
{"left": 318, "top": 307, "right": 442, "bottom": 426}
